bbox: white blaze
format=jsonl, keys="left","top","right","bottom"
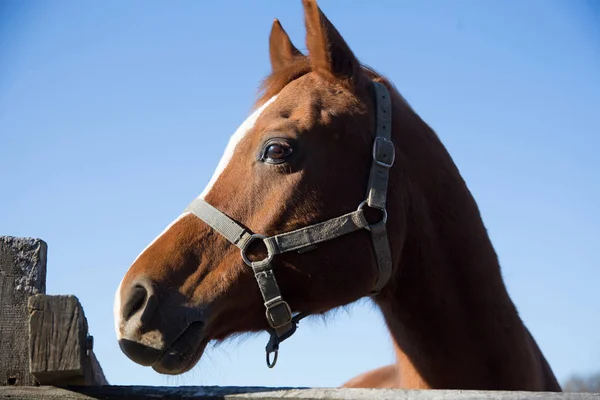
{"left": 113, "top": 213, "right": 190, "bottom": 339}
{"left": 114, "top": 96, "right": 278, "bottom": 339}
{"left": 198, "top": 95, "right": 278, "bottom": 199}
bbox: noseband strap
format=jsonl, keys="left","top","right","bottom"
{"left": 184, "top": 80, "right": 394, "bottom": 368}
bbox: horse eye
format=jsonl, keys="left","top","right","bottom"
{"left": 262, "top": 141, "right": 292, "bottom": 164}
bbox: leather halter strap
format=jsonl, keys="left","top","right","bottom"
{"left": 184, "top": 80, "right": 394, "bottom": 367}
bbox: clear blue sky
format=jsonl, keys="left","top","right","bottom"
{"left": 1, "top": 0, "right": 599, "bottom": 389}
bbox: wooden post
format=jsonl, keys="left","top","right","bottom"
{"left": 0, "top": 236, "right": 47, "bottom": 387}
{"left": 28, "top": 295, "right": 108, "bottom": 386}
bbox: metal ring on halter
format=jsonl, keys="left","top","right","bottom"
{"left": 240, "top": 234, "right": 274, "bottom": 267}
{"left": 266, "top": 348, "right": 278, "bottom": 368}
{"left": 357, "top": 200, "right": 388, "bottom": 232}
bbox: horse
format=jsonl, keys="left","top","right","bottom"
{"left": 113, "top": 0, "right": 562, "bottom": 391}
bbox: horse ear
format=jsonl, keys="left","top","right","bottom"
{"left": 269, "top": 19, "right": 303, "bottom": 72}
{"left": 302, "top": 0, "right": 362, "bottom": 85}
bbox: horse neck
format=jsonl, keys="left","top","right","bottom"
{"left": 373, "top": 88, "right": 558, "bottom": 390}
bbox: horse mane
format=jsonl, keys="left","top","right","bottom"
{"left": 255, "top": 56, "right": 311, "bottom": 108}
{"left": 254, "top": 55, "right": 414, "bottom": 113}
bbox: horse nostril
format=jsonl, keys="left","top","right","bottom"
{"left": 121, "top": 277, "right": 158, "bottom": 325}
{"left": 123, "top": 285, "right": 147, "bottom": 321}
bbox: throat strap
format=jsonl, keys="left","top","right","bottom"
{"left": 183, "top": 80, "right": 395, "bottom": 368}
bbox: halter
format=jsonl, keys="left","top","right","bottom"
{"left": 184, "top": 81, "right": 394, "bottom": 368}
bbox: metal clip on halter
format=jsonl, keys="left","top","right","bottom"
{"left": 265, "top": 334, "right": 280, "bottom": 368}
{"left": 265, "top": 311, "right": 304, "bottom": 368}
{"left": 265, "top": 330, "right": 290, "bottom": 368}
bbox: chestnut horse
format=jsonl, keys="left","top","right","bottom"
{"left": 114, "top": 0, "right": 561, "bottom": 391}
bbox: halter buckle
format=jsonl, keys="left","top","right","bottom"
{"left": 264, "top": 296, "right": 293, "bottom": 329}
{"left": 372, "top": 137, "right": 395, "bottom": 169}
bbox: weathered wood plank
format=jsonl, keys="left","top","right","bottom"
{"left": 0, "top": 386, "right": 598, "bottom": 400}
{"left": 28, "top": 295, "right": 108, "bottom": 386}
{"left": 0, "top": 236, "right": 47, "bottom": 387}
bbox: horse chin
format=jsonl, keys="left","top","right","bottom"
{"left": 151, "top": 321, "right": 209, "bottom": 375}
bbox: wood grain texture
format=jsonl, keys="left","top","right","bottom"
{"left": 0, "top": 236, "right": 47, "bottom": 387}
{"left": 28, "top": 295, "right": 108, "bottom": 386}
{"left": 0, "top": 386, "right": 599, "bottom": 400}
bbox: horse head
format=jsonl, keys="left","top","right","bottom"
{"left": 114, "top": 0, "right": 403, "bottom": 375}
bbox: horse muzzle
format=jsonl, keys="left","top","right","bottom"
{"left": 115, "top": 275, "right": 207, "bottom": 374}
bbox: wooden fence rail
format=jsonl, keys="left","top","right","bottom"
{"left": 1, "top": 386, "right": 600, "bottom": 400}
{"left": 1, "top": 235, "right": 598, "bottom": 399}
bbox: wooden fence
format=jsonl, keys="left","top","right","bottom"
{"left": 0, "top": 236, "right": 106, "bottom": 388}
{"left": 0, "top": 235, "right": 598, "bottom": 399}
